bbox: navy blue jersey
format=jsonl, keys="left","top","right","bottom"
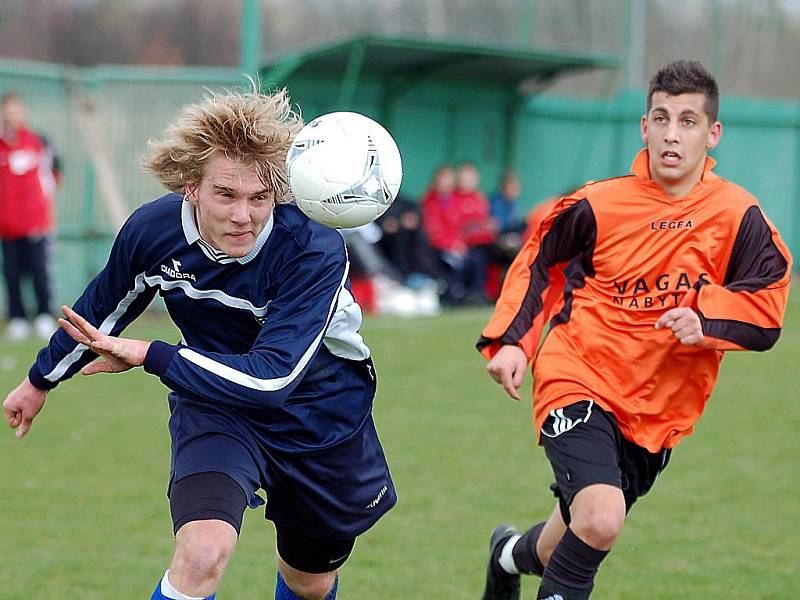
{"left": 28, "top": 194, "right": 373, "bottom": 453}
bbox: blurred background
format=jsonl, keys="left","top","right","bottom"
{"left": 0, "top": 0, "right": 798, "bottom": 310}
{"left": 2, "top": 4, "right": 799, "bottom": 598}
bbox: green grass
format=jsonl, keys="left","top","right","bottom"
{"left": 1, "top": 294, "right": 799, "bottom": 599}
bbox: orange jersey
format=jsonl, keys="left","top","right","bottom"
{"left": 478, "top": 149, "right": 792, "bottom": 452}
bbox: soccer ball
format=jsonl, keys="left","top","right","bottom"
{"left": 286, "top": 112, "right": 402, "bottom": 229}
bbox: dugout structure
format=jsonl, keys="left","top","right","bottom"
{"left": 259, "top": 35, "right": 800, "bottom": 270}
{"left": 0, "top": 38, "right": 798, "bottom": 309}
{"left": 259, "top": 34, "right": 621, "bottom": 201}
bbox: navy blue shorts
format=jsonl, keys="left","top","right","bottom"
{"left": 541, "top": 400, "right": 671, "bottom": 524}
{"left": 165, "top": 362, "right": 396, "bottom": 540}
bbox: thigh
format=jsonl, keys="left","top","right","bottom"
{"left": 265, "top": 415, "right": 396, "bottom": 541}
{"left": 170, "top": 471, "right": 249, "bottom": 535}
{"left": 541, "top": 400, "right": 623, "bottom": 523}
{"left": 168, "top": 396, "right": 267, "bottom": 512}
{"left": 1, "top": 239, "right": 22, "bottom": 274}
{"left": 25, "top": 237, "right": 48, "bottom": 272}
{"left": 619, "top": 438, "right": 672, "bottom": 509}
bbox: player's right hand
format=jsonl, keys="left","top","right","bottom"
{"left": 485, "top": 344, "right": 528, "bottom": 401}
{"left": 3, "top": 377, "right": 47, "bottom": 439}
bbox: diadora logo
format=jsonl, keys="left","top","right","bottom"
{"left": 541, "top": 595, "right": 564, "bottom": 600}
{"left": 160, "top": 258, "right": 196, "bottom": 281}
{"left": 612, "top": 272, "right": 710, "bottom": 309}
{"left": 366, "top": 485, "right": 388, "bottom": 509}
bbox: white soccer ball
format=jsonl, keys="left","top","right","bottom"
{"left": 286, "top": 112, "right": 403, "bottom": 229}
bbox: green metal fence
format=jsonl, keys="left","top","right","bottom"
{"left": 0, "top": 57, "right": 797, "bottom": 318}
{"left": 0, "top": 58, "right": 242, "bottom": 310}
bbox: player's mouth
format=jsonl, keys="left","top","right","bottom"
{"left": 227, "top": 231, "right": 253, "bottom": 240}
{"left": 660, "top": 150, "right": 682, "bottom": 166}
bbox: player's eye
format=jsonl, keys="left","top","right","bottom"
{"left": 683, "top": 119, "right": 695, "bottom": 126}
{"left": 654, "top": 115, "right": 666, "bottom": 124}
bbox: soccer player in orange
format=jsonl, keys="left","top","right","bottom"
{"left": 478, "top": 60, "right": 792, "bottom": 600}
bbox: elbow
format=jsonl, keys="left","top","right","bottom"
{"left": 701, "top": 317, "right": 781, "bottom": 352}
{"left": 753, "top": 328, "right": 781, "bottom": 351}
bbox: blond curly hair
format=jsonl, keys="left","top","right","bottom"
{"left": 143, "top": 85, "right": 303, "bottom": 203}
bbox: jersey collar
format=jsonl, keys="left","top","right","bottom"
{"left": 630, "top": 148, "right": 718, "bottom": 182}
{"left": 180, "top": 197, "right": 273, "bottom": 265}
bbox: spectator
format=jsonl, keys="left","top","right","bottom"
{"left": 342, "top": 222, "right": 440, "bottom": 317}
{"left": 376, "top": 194, "right": 442, "bottom": 289}
{"left": 421, "top": 165, "right": 466, "bottom": 304}
{"left": 452, "top": 162, "right": 497, "bottom": 305}
{"left": 490, "top": 170, "right": 524, "bottom": 234}
{"left": 486, "top": 171, "right": 527, "bottom": 299}
{"left": 0, "top": 92, "right": 61, "bottom": 341}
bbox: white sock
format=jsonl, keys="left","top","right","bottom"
{"left": 498, "top": 534, "right": 521, "bottom": 575}
{"left": 160, "top": 569, "right": 208, "bottom": 600}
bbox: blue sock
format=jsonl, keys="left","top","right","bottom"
{"left": 275, "top": 571, "right": 338, "bottom": 600}
{"left": 150, "top": 576, "right": 216, "bottom": 600}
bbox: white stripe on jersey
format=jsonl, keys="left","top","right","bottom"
{"left": 45, "top": 272, "right": 149, "bottom": 382}
{"left": 144, "top": 275, "right": 270, "bottom": 316}
{"left": 176, "top": 261, "right": 350, "bottom": 391}
{"left": 323, "top": 286, "right": 370, "bottom": 361}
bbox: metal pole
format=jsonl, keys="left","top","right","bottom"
{"left": 625, "top": 0, "right": 646, "bottom": 90}
{"left": 240, "top": 0, "right": 262, "bottom": 78}
{"left": 516, "top": 0, "right": 534, "bottom": 47}
{"left": 710, "top": 0, "right": 723, "bottom": 77}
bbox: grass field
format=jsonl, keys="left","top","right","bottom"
{"left": 1, "top": 294, "right": 799, "bottom": 599}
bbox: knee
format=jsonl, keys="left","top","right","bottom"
{"left": 571, "top": 508, "right": 625, "bottom": 549}
{"left": 173, "top": 521, "right": 237, "bottom": 586}
{"left": 178, "top": 537, "right": 233, "bottom": 580}
{"left": 281, "top": 569, "right": 337, "bottom": 600}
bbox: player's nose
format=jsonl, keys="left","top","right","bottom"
{"left": 230, "top": 199, "right": 251, "bottom": 223}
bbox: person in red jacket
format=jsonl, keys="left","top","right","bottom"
{"left": 421, "top": 163, "right": 498, "bottom": 305}
{"left": 453, "top": 162, "right": 497, "bottom": 304}
{"left": 421, "top": 165, "right": 468, "bottom": 304}
{"left": 0, "top": 92, "right": 61, "bottom": 340}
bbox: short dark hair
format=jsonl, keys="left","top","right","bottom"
{"left": 1, "top": 92, "right": 22, "bottom": 105}
{"left": 647, "top": 60, "right": 719, "bottom": 122}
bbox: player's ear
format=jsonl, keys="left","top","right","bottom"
{"left": 184, "top": 183, "right": 199, "bottom": 205}
{"left": 640, "top": 114, "right": 649, "bottom": 145}
{"left": 705, "top": 121, "right": 722, "bottom": 152}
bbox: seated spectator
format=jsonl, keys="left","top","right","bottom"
{"left": 488, "top": 171, "right": 526, "bottom": 286}
{"left": 376, "top": 194, "right": 442, "bottom": 291}
{"left": 490, "top": 170, "right": 525, "bottom": 234}
{"left": 341, "top": 223, "right": 440, "bottom": 317}
{"left": 452, "top": 162, "right": 497, "bottom": 305}
{"left": 421, "top": 165, "right": 466, "bottom": 305}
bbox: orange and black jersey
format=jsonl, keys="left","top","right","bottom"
{"left": 478, "top": 149, "right": 792, "bottom": 452}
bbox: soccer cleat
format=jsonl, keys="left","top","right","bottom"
{"left": 481, "top": 524, "right": 521, "bottom": 600}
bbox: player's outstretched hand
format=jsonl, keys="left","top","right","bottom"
{"left": 655, "top": 307, "right": 704, "bottom": 346}
{"left": 486, "top": 344, "right": 528, "bottom": 401}
{"left": 3, "top": 378, "right": 47, "bottom": 438}
{"left": 58, "top": 305, "right": 151, "bottom": 375}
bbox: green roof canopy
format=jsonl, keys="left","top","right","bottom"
{"left": 259, "top": 35, "right": 622, "bottom": 174}
{"left": 260, "top": 35, "right": 621, "bottom": 105}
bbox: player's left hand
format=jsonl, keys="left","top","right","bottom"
{"left": 655, "top": 308, "right": 704, "bottom": 346}
{"left": 58, "top": 305, "right": 150, "bottom": 375}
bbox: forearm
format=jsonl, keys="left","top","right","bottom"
{"left": 143, "top": 342, "right": 303, "bottom": 410}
